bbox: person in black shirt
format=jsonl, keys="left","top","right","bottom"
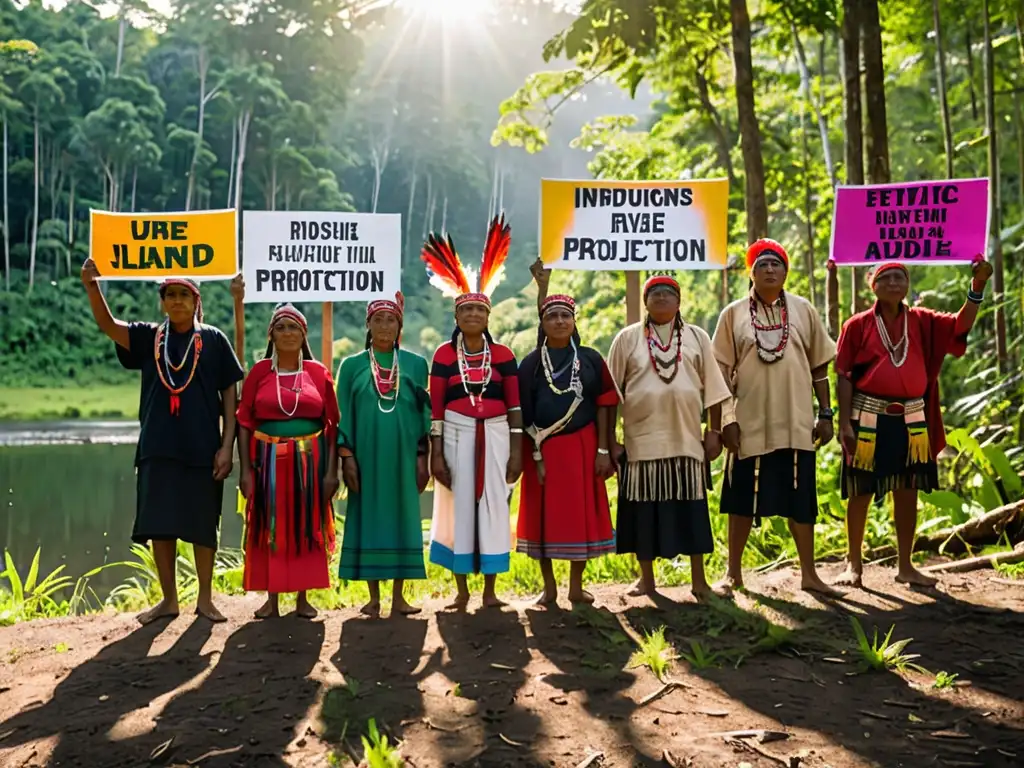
{"left": 82, "top": 258, "right": 245, "bottom": 624}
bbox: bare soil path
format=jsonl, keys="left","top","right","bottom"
{"left": 1, "top": 564, "right": 1022, "bottom": 767}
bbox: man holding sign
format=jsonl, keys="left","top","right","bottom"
{"left": 81, "top": 258, "right": 245, "bottom": 624}
{"left": 834, "top": 258, "right": 992, "bottom": 588}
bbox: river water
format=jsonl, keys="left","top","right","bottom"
{"left": 0, "top": 421, "right": 439, "bottom": 598}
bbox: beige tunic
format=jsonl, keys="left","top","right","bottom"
{"left": 711, "top": 291, "right": 835, "bottom": 460}
{"left": 607, "top": 321, "right": 732, "bottom": 464}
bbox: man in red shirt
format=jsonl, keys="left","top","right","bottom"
{"left": 834, "top": 258, "right": 992, "bottom": 588}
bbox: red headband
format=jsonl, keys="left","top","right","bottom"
{"left": 455, "top": 292, "right": 491, "bottom": 310}
{"left": 540, "top": 294, "right": 576, "bottom": 318}
{"left": 870, "top": 262, "right": 909, "bottom": 287}
{"left": 367, "top": 291, "right": 405, "bottom": 322}
{"left": 268, "top": 304, "right": 307, "bottom": 337}
{"left": 159, "top": 278, "right": 203, "bottom": 323}
{"left": 746, "top": 238, "right": 789, "bottom": 273}
{"left": 643, "top": 275, "right": 680, "bottom": 300}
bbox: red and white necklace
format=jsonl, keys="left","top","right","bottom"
{"left": 456, "top": 333, "right": 492, "bottom": 406}
{"left": 154, "top": 319, "right": 202, "bottom": 416}
{"left": 644, "top": 320, "right": 683, "bottom": 384}
{"left": 750, "top": 291, "right": 789, "bottom": 364}
{"left": 369, "top": 347, "right": 400, "bottom": 414}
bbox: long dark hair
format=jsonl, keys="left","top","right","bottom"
{"left": 365, "top": 327, "right": 402, "bottom": 350}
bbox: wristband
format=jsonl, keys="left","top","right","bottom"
{"left": 597, "top": 448, "right": 610, "bottom": 455}
{"left": 510, "top": 427, "right": 523, "bottom": 434}
{"left": 430, "top": 420, "right": 444, "bottom": 437}
{"left": 818, "top": 407, "right": 834, "bottom": 419}
{"left": 967, "top": 288, "right": 984, "bottom": 305}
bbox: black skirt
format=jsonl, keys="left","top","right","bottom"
{"left": 841, "top": 413, "right": 938, "bottom": 501}
{"left": 134, "top": 458, "right": 224, "bottom": 549}
{"left": 615, "top": 450, "right": 714, "bottom": 559}
{"left": 720, "top": 449, "right": 818, "bottom": 525}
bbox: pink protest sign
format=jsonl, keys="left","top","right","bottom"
{"left": 829, "top": 178, "right": 990, "bottom": 266}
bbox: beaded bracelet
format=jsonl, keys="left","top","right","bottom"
{"left": 967, "top": 288, "right": 984, "bottom": 305}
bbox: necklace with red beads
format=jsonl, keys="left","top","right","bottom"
{"left": 153, "top": 319, "right": 202, "bottom": 416}
{"left": 749, "top": 291, "right": 789, "bottom": 364}
{"left": 644, "top": 319, "right": 683, "bottom": 384}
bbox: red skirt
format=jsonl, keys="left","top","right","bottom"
{"left": 243, "top": 433, "right": 334, "bottom": 594}
{"left": 516, "top": 423, "right": 615, "bottom": 561}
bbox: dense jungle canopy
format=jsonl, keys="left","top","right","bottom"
{"left": 0, "top": 0, "right": 1023, "bottom": 484}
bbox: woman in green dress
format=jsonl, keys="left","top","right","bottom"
{"left": 337, "top": 292, "right": 432, "bottom": 617}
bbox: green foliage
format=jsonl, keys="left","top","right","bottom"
{"left": 361, "top": 719, "right": 403, "bottom": 768}
{"left": 849, "top": 617, "right": 923, "bottom": 673}
{"left": 628, "top": 625, "right": 675, "bottom": 680}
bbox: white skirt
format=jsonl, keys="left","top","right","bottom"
{"left": 429, "top": 410, "right": 511, "bottom": 575}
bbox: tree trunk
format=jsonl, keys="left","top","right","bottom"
{"left": 792, "top": 25, "right": 835, "bottom": 186}
{"left": 966, "top": 24, "right": 979, "bottom": 121}
{"left": 932, "top": 0, "right": 954, "bottom": 178}
{"left": 116, "top": 13, "right": 126, "bottom": 77}
{"left": 2, "top": 115, "right": 9, "bottom": 291}
{"left": 983, "top": 0, "right": 1007, "bottom": 372}
{"left": 405, "top": 160, "right": 418, "bottom": 266}
{"left": 67, "top": 174, "right": 75, "bottom": 277}
{"left": 1016, "top": 92, "right": 1024, "bottom": 211}
{"left": 130, "top": 165, "right": 137, "bottom": 212}
{"left": 730, "top": 0, "right": 768, "bottom": 242}
{"left": 226, "top": 125, "right": 237, "bottom": 208}
{"left": 800, "top": 106, "right": 818, "bottom": 309}
{"left": 28, "top": 109, "right": 39, "bottom": 292}
{"left": 694, "top": 61, "right": 736, "bottom": 186}
{"left": 233, "top": 111, "right": 251, "bottom": 213}
{"left": 861, "top": 0, "right": 890, "bottom": 185}
{"left": 186, "top": 45, "right": 210, "bottom": 212}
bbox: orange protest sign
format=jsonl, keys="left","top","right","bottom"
{"left": 90, "top": 209, "right": 237, "bottom": 280}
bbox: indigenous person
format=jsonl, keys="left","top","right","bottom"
{"left": 235, "top": 300, "right": 340, "bottom": 619}
{"left": 81, "top": 258, "right": 244, "bottom": 625}
{"left": 712, "top": 240, "right": 839, "bottom": 596}
{"left": 835, "top": 258, "right": 993, "bottom": 588}
{"left": 607, "top": 274, "right": 731, "bottom": 601}
{"left": 422, "top": 214, "right": 522, "bottom": 610}
{"left": 517, "top": 288, "right": 618, "bottom": 606}
{"left": 336, "top": 292, "right": 431, "bottom": 618}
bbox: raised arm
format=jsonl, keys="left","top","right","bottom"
{"left": 529, "top": 259, "right": 552, "bottom": 312}
{"left": 81, "top": 257, "right": 129, "bottom": 349}
{"left": 954, "top": 259, "right": 994, "bottom": 336}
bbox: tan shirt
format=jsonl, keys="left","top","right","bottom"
{"left": 607, "top": 321, "right": 732, "bottom": 463}
{"left": 712, "top": 291, "right": 835, "bottom": 460}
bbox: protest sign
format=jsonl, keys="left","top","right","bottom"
{"left": 539, "top": 178, "right": 729, "bottom": 271}
{"left": 242, "top": 211, "right": 401, "bottom": 304}
{"left": 829, "top": 179, "right": 989, "bottom": 266}
{"left": 90, "top": 209, "right": 237, "bottom": 280}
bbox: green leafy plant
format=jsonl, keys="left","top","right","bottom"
{"left": 933, "top": 671, "right": 959, "bottom": 690}
{"left": 679, "top": 639, "right": 721, "bottom": 670}
{"left": 361, "top": 719, "right": 402, "bottom": 768}
{"left": 628, "top": 626, "right": 676, "bottom": 681}
{"left": 850, "top": 617, "right": 924, "bottom": 673}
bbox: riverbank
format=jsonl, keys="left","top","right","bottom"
{"left": 1, "top": 566, "right": 1022, "bottom": 767}
{"left": 0, "top": 385, "right": 138, "bottom": 421}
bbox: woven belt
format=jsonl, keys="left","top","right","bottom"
{"left": 254, "top": 429, "right": 321, "bottom": 455}
{"left": 852, "top": 393, "right": 925, "bottom": 417}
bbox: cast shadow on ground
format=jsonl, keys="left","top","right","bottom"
{"left": 0, "top": 617, "right": 213, "bottom": 767}
{"left": 622, "top": 580, "right": 1024, "bottom": 767}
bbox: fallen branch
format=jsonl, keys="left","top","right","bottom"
{"left": 574, "top": 751, "right": 604, "bottom": 768}
{"left": 989, "top": 577, "right": 1024, "bottom": 586}
{"left": 867, "top": 500, "right": 1024, "bottom": 559}
{"left": 922, "top": 543, "right": 1024, "bottom": 574}
{"left": 725, "top": 736, "right": 789, "bottom": 767}
{"left": 186, "top": 746, "right": 243, "bottom": 765}
{"left": 638, "top": 679, "right": 690, "bottom": 707}
{"left": 714, "top": 729, "right": 790, "bottom": 744}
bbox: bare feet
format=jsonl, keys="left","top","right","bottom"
{"left": 834, "top": 566, "right": 863, "bottom": 588}
{"left": 360, "top": 600, "right": 381, "bottom": 618}
{"left": 296, "top": 596, "right": 319, "bottom": 619}
{"left": 482, "top": 593, "right": 507, "bottom": 609}
{"left": 137, "top": 599, "right": 178, "bottom": 626}
{"left": 801, "top": 572, "right": 846, "bottom": 598}
{"left": 531, "top": 590, "right": 558, "bottom": 608}
{"left": 444, "top": 593, "right": 470, "bottom": 612}
{"left": 195, "top": 599, "right": 227, "bottom": 623}
{"left": 254, "top": 598, "right": 279, "bottom": 619}
{"left": 568, "top": 589, "right": 595, "bottom": 605}
{"left": 691, "top": 582, "right": 719, "bottom": 603}
{"left": 392, "top": 597, "right": 422, "bottom": 616}
{"left": 895, "top": 566, "right": 938, "bottom": 587}
{"left": 627, "top": 579, "right": 658, "bottom": 598}
{"left": 713, "top": 574, "right": 743, "bottom": 596}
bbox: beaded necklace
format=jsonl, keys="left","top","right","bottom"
{"left": 644, "top": 320, "right": 683, "bottom": 384}
{"left": 541, "top": 339, "right": 582, "bottom": 396}
{"left": 456, "top": 333, "right": 492, "bottom": 407}
{"left": 274, "top": 359, "right": 304, "bottom": 418}
{"left": 369, "top": 347, "right": 401, "bottom": 414}
{"left": 875, "top": 309, "right": 909, "bottom": 368}
{"left": 749, "top": 291, "right": 790, "bottom": 364}
{"left": 153, "top": 319, "right": 202, "bottom": 416}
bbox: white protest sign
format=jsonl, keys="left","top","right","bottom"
{"left": 242, "top": 211, "right": 401, "bottom": 303}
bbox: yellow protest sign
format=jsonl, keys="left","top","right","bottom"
{"left": 539, "top": 178, "right": 729, "bottom": 271}
{"left": 90, "top": 209, "right": 238, "bottom": 280}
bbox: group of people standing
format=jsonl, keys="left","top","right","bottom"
{"left": 79, "top": 216, "right": 993, "bottom": 624}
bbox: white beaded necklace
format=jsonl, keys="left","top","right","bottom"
{"left": 369, "top": 347, "right": 400, "bottom": 414}
{"left": 456, "top": 333, "right": 492, "bottom": 407}
{"left": 875, "top": 309, "right": 909, "bottom": 368}
{"left": 274, "top": 356, "right": 304, "bottom": 418}
{"left": 541, "top": 338, "right": 582, "bottom": 396}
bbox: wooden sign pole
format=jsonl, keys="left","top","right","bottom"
{"left": 625, "top": 272, "right": 642, "bottom": 324}
{"left": 233, "top": 294, "right": 245, "bottom": 370}
{"left": 321, "top": 302, "right": 334, "bottom": 368}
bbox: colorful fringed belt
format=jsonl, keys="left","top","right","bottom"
{"left": 850, "top": 393, "right": 929, "bottom": 471}
{"left": 248, "top": 429, "right": 335, "bottom": 555}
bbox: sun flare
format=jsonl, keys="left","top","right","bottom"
{"left": 397, "top": 0, "right": 492, "bottom": 26}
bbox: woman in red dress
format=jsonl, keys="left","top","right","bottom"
{"left": 236, "top": 304, "right": 340, "bottom": 618}
{"left": 517, "top": 291, "right": 618, "bottom": 605}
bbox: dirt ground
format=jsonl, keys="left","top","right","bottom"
{"left": 0, "top": 564, "right": 1022, "bottom": 768}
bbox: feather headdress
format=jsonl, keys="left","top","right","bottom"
{"left": 421, "top": 213, "right": 511, "bottom": 309}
